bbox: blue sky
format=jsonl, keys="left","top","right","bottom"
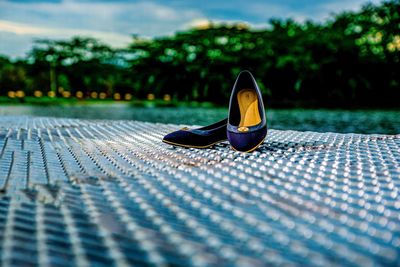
{"left": 0, "top": 0, "right": 381, "bottom": 58}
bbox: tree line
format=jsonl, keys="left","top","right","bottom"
{"left": 0, "top": 0, "right": 399, "bottom": 108}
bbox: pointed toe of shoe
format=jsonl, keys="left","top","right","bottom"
{"left": 162, "top": 130, "right": 189, "bottom": 145}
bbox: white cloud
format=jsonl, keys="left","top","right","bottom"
{"left": 0, "top": 0, "right": 206, "bottom": 57}
{"left": 0, "top": 20, "right": 131, "bottom": 45}
{"left": 244, "top": 0, "right": 383, "bottom": 22}
{"left": 0, "top": 19, "right": 133, "bottom": 58}
{"left": 0, "top": 0, "right": 205, "bottom": 35}
{"left": 314, "top": 0, "right": 382, "bottom": 20}
{"left": 0, "top": 31, "right": 33, "bottom": 58}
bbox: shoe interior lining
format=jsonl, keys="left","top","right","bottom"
{"left": 237, "top": 89, "right": 261, "bottom": 127}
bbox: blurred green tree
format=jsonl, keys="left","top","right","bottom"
{"left": 0, "top": 0, "right": 398, "bottom": 107}
{"left": 27, "top": 37, "right": 125, "bottom": 96}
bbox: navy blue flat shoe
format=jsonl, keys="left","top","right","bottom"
{"left": 162, "top": 118, "right": 228, "bottom": 148}
{"left": 227, "top": 70, "right": 267, "bottom": 152}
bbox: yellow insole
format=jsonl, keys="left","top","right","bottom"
{"left": 237, "top": 89, "right": 261, "bottom": 127}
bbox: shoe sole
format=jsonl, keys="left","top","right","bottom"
{"left": 163, "top": 136, "right": 265, "bottom": 152}
{"left": 162, "top": 139, "right": 228, "bottom": 149}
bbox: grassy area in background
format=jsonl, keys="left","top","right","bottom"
{"left": 0, "top": 96, "right": 217, "bottom": 108}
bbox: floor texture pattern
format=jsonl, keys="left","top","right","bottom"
{"left": 0, "top": 116, "right": 399, "bottom": 266}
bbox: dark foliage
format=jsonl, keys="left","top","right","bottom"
{"left": 0, "top": 0, "right": 399, "bottom": 107}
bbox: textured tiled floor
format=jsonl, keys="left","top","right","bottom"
{"left": 0, "top": 116, "right": 399, "bottom": 266}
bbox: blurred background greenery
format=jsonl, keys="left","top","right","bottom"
{"left": 0, "top": 0, "right": 399, "bottom": 134}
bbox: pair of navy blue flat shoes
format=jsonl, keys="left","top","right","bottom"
{"left": 163, "top": 70, "right": 267, "bottom": 152}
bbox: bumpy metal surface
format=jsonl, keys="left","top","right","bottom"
{"left": 0, "top": 116, "right": 399, "bottom": 267}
